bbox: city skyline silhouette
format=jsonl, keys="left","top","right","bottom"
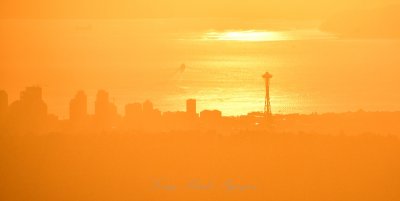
{"left": 1, "top": 83, "right": 400, "bottom": 135}
{"left": 2, "top": 1, "right": 400, "bottom": 201}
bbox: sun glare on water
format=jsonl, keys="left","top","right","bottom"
{"left": 203, "top": 30, "right": 289, "bottom": 41}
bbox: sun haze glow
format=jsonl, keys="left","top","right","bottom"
{"left": 203, "top": 30, "right": 289, "bottom": 41}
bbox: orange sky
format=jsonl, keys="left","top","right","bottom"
{"left": 1, "top": 1, "right": 400, "bottom": 117}
{"left": 1, "top": 0, "right": 399, "bottom": 19}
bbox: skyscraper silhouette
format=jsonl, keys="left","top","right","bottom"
{"left": 143, "top": 100, "right": 153, "bottom": 114}
{"left": 141, "top": 100, "right": 162, "bottom": 129}
{"left": 95, "top": 90, "right": 110, "bottom": 118}
{"left": 69, "top": 91, "right": 87, "bottom": 123}
{"left": 19, "top": 87, "right": 48, "bottom": 118}
{"left": 8, "top": 87, "right": 47, "bottom": 132}
{"left": 186, "top": 99, "right": 196, "bottom": 116}
{"left": 95, "top": 90, "right": 118, "bottom": 129}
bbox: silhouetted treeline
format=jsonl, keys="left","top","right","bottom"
{"left": 0, "top": 131, "right": 399, "bottom": 201}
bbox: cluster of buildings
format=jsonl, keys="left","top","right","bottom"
{"left": 1, "top": 87, "right": 250, "bottom": 134}
{"left": 0, "top": 87, "right": 50, "bottom": 133}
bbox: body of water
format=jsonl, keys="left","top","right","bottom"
{"left": 2, "top": 19, "right": 400, "bottom": 117}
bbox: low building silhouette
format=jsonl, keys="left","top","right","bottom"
{"left": 142, "top": 100, "right": 161, "bottom": 130}
{"left": 162, "top": 111, "right": 189, "bottom": 130}
{"left": 124, "top": 103, "right": 143, "bottom": 129}
{"left": 200, "top": 109, "right": 222, "bottom": 128}
{"left": 125, "top": 103, "right": 142, "bottom": 119}
{"left": 200, "top": 110, "right": 222, "bottom": 120}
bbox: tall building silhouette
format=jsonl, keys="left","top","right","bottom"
{"left": 186, "top": 99, "right": 196, "bottom": 116}
{"left": 19, "top": 86, "right": 48, "bottom": 117}
{"left": 143, "top": 100, "right": 153, "bottom": 114}
{"left": 95, "top": 90, "right": 118, "bottom": 129}
{"left": 95, "top": 90, "right": 110, "bottom": 118}
{"left": 8, "top": 87, "right": 47, "bottom": 132}
{"left": 141, "top": 100, "right": 162, "bottom": 129}
{"left": 69, "top": 91, "right": 87, "bottom": 122}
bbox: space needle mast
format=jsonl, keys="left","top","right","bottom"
{"left": 262, "top": 72, "right": 272, "bottom": 119}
